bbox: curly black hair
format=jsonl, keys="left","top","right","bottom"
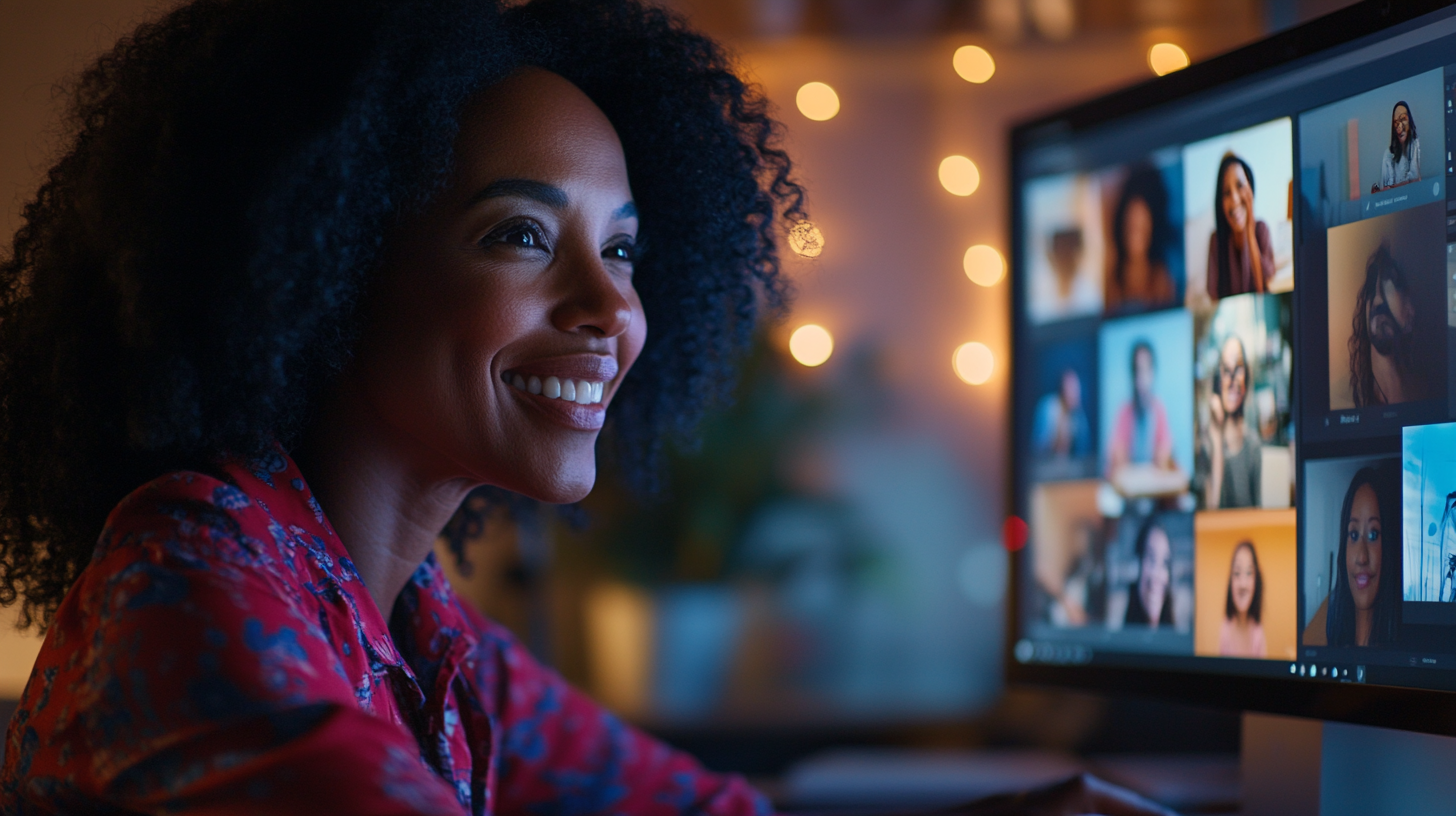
{"left": 1110, "top": 162, "right": 1172, "bottom": 292}
{"left": 0, "top": 0, "right": 804, "bottom": 630}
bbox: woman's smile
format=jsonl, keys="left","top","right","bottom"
{"left": 501, "top": 352, "right": 621, "bottom": 429}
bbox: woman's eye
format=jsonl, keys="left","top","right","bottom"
{"left": 483, "top": 222, "right": 547, "bottom": 251}
{"left": 1368, "top": 528, "right": 1380, "bottom": 543}
{"left": 604, "top": 241, "right": 637, "bottom": 263}
{"left": 1348, "top": 528, "right": 1359, "bottom": 542}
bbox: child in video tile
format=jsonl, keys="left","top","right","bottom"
{"left": 1303, "top": 465, "right": 1402, "bottom": 647}
{"left": 1107, "top": 341, "right": 1186, "bottom": 497}
{"left": 1198, "top": 335, "right": 1260, "bottom": 509}
{"left": 1373, "top": 101, "right": 1420, "bottom": 193}
{"left": 1206, "top": 153, "right": 1272, "bottom": 298}
{"left": 1125, "top": 517, "right": 1174, "bottom": 627}
{"left": 1033, "top": 369, "right": 1092, "bottom": 459}
{"left": 1219, "top": 541, "right": 1266, "bottom": 657}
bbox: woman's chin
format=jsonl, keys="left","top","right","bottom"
{"left": 514, "top": 467, "right": 597, "bottom": 505}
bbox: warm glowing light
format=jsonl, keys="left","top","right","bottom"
{"left": 963, "top": 244, "right": 1005, "bottom": 286}
{"left": 788, "top": 221, "right": 824, "bottom": 258}
{"left": 796, "top": 82, "right": 840, "bottom": 121}
{"left": 939, "top": 155, "right": 980, "bottom": 196}
{"left": 1148, "top": 43, "right": 1189, "bottom": 76}
{"left": 952, "top": 45, "right": 995, "bottom": 83}
{"left": 789, "top": 324, "right": 834, "bottom": 367}
{"left": 953, "top": 341, "right": 994, "bottom": 385}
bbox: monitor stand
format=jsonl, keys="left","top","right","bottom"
{"left": 1241, "top": 711, "right": 1456, "bottom": 815}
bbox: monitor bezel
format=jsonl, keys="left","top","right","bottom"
{"left": 1005, "top": 0, "right": 1456, "bottom": 738}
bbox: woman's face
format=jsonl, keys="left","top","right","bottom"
{"left": 1220, "top": 162, "right": 1251, "bottom": 232}
{"left": 1122, "top": 195, "right": 1153, "bottom": 261}
{"left": 1346, "top": 483, "right": 1384, "bottom": 612}
{"left": 1139, "top": 527, "right": 1172, "bottom": 619}
{"left": 351, "top": 68, "right": 646, "bottom": 503}
{"left": 1393, "top": 104, "right": 1411, "bottom": 145}
{"left": 1230, "top": 545, "right": 1256, "bottom": 616}
{"left": 1218, "top": 336, "right": 1247, "bottom": 416}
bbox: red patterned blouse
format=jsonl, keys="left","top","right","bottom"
{"left": 1, "top": 451, "right": 769, "bottom": 815}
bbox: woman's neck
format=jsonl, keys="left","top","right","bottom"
{"left": 1355, "top": 607, "right": 1374, "bottom": 646}
{"left": 1121, "top": 257, "right": 1150, "bottom": 293}
{"left": 1224, "top": 413, "right": 1246, "bottom": 453}
{"left": 294, "top": 375, "right": 478, "bottom": 621}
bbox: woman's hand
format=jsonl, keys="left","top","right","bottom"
{"left": 946, "top": 773, "right": 1179, "bottom": 816}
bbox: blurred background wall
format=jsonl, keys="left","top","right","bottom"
{"left": 0, "top": 0, "right": 1356, "bottom": 763}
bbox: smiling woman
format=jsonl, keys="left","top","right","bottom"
{"left": 0, "top": 0, "right": 1170, "bottom": 814}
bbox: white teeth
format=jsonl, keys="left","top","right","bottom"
{"left": 509, "top": 373, "right": 606, "bottom": 404}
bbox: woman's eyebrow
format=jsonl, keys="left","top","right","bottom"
{"left": 468, "top": 178, "right": 568, "bottom": 209}
{"left": 613, "top": 201, "right": 638, "bottom": 220}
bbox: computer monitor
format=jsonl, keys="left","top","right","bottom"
{"left": 1008, "top": 0, "right": 1456, "bottom": 739}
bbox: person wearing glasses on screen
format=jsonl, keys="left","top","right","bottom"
{"left": 1303, "top": 465, "right": 1401, "bottom": 648}
{"left": 0, "top": 1, "right": 1177, "bottom": 814}
{"left": 1206, "top": 153, "right": 1272, "bottom": 299}
{"left": 1372, "top": 101, "right": 1421, "bottom": 193}
{"left": 1196, "top": 335, "right": 1260, "bottom": 510}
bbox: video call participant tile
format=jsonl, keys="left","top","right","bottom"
{"left": 1181, "top": 118, "right": 1295, "bottom": 308}
{"left": 1029, "top": 335, "right": 1099, "bottom": 482}
{"left": 1193, "top": 508, "right": 1297, "bottom": 660}
{"left": 1098, "top": 310, "right": 1194, "bottom": 503}
{"left": 1192, "top": 294, "right": 1294, "bottom": 511}
{"left": 1326, "top": 201, "right": 1447, "bottom": 416}
{"left": 1303, "top": 456, "right": 1403, "bottom": 648}
{"left": 1097, "top": 154, "right": 1185, "bottom": 317}
{"left": 1024, "top": 172, "right": 1104, "bottom": 326}
{"left": 1299, "top": 68, "right": 1446, "bottom": 230}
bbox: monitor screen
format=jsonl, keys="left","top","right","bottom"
{"left": 1010, "top": 1, "right": 1456, "bottom": 704}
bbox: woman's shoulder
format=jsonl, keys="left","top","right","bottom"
{"left": 94, "top": 467, "right": 280, "bottom": 566}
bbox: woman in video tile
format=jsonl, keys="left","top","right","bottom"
{"left": 1307, "top": 465, "right": 1402, "bottom": 647}
{"left": 1206, "top": 153, "right": 1272, "bottom": 298}
{"left": 1372, "top": 100, "right": 1421, "bottom": 193}
{"left": 1219, "top": 541, "right": 1266, "bottom": 657}
{"left": 1105, "top": 163, "right": 1177, "bottom": 313}
{"left": 1124, "top": 516, "right": 1176, "bottom": 627}
{"left": 1199, "top": 335, "right": 1261, "bottom": 509}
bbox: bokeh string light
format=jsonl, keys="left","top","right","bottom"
{"left": 953, "top": 341, "right": 994, "bottom": 385}
{"left": 789, "top": 324, "right": 834, "bottom": 367}
{"left": 796, "top": 82, "right": 840, "bottom": 121}
{"left": 938, "top": 155, "right": 980, "bottom": 196}
{"left": 952, "top": 45, "right": 995, "bottom": 84}
{"left": 788, "top": 221, "right": 824, "bottom": 258}
{"left": 963, "top": 244, "right": 1005, "bottom": 286}
{"left": 1148, "top": 43, "right": 1189, "bottom": 76}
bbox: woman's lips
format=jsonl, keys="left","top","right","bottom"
{"left": 501, "top": 354, "right": 617, "bottom": 431}
{"left": 1354, "top": 572, "right": 1373, "bottom": 590}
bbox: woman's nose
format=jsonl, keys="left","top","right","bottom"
{"left": 551, "top": 244, "right": 634, "bottom": 338}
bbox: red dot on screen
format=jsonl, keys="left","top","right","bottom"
{"left": 1003, "top": 516, "right": 1029, "bottom": 552}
